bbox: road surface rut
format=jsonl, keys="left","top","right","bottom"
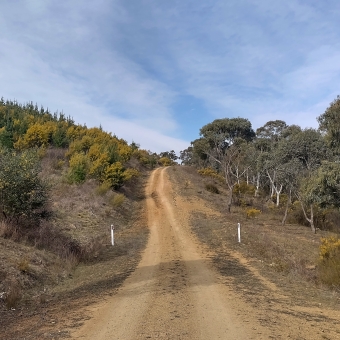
{"left": 72, "top": 168, "right": 273, "bottom": 339}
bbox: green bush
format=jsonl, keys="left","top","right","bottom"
{"left": 68, "top": 152, "right": 88, "bottom": 183}
{"left": 0, "top": 148, "right": 49, "bottom": 223}
{"left": 104, "top": 162, "right": 125, "bottom": 189}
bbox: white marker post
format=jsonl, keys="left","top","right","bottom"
{"left": 111, "top": 224, "right": 115, "bottom": 246}
{"left": 237, "top": 223, "right": 241, "bottom": 243}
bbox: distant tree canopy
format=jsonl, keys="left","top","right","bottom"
{"left": 159, "top": 150, "right": 178, "bottom": 161}
{"left": 318, "top": 95, "right": 340, "bottom": 155}
{"left": 182, "top": 97, "right": 340, "bottom": 233}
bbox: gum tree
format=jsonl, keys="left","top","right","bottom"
{"left": 196, "top": 118, "right": 255, "bottom": 212}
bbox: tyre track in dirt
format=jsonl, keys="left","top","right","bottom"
{"left": 73, "top": 167, "right": 274, "bottom": 339}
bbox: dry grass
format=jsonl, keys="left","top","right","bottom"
{"left": 110, "top": 193, "right": 126, "bottom": 207}
{"left": 5, "top": 281, "right": 22, "bottom": 310}
{"left": 95, "top": 182, "right": 111, "bottom": 196}
{"left": 17, "top": 258, "right": 30, "bottom": 273}
{"left": 169, "top": 166, "right": 340, "bottom": 304}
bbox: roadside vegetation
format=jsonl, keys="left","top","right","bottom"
{"left": 179, "top": 95, "right": 340, "bottom": 289}
{"left": 0, "top": 98, "right": 168, "bottom": 316}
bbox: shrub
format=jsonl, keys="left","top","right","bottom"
{"left": 246, "top": 208, "right": 261, "bottom": 219}
{"left": 233, "top": 182, "right": 256, "bottom": 207}
{"left": 68, "top": 152, "right": 88, "bottom": 183}
{"left": 233, "top": 182, "right": 256, "bottom": 196}
{"left": 88, "top": 153, "right": 109, "bottom": 179}
{"left": 14, "top": 123, "right": 53, "bottom": 149}
{"left": 318, "top": 236, "right": 340, "bottom": 287}
{"left": 158, "top": 157, "right": 173, "bottom": 166}
{"left": 104, "top": 162, "right": 125, "bottom": 189}
{"left": 198, "top": 167, "right": 224, "bottom": 182}
{"left": 288, "top": 201, "right": 340, "bottom": 231}
{"left": 0, "top": 148, "right": 49, "bottom": 223}
{"left": 123, "top": 168, "right": 139, "bottom": 181}
{"left": 205, "top": 183, "right": 219, "bottom": 194}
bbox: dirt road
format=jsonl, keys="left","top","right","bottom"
{"left": 73, "top": 167, "right": 275, "bottom": 339}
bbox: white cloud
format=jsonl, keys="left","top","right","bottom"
{"left": 1, "top": 0, "right": 340, "bottom": 148}
{"left": 0, "top": 1, "right": 189, "bottom": 152}
{"left": 282, "top": 47, "right": 340, "bottom": 97}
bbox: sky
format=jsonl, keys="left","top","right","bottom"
{"left": 1, "top": 1, "right": 340, "bottom": 155}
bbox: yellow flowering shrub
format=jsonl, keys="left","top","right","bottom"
{"left": 159, "top": 157, "right": 173, "bottom": 166}
{"left": 104, "top": 162, "right": 125, "bottom": 189}
{"left": 246, "top": 208, "right": 261, "bottom": 219}
{"left": 68, "top": 152, "right": 88, "bottom": 183}
{"left": 197, "top": 167, "right": 224, "bottom": 182}
{"left": 319, "top": 236, "right": 340, "bottom": 261}
{"left": 14, "top": 123, "right": 50, "bottom": 149}
{"left": 123, "top": 168, "right": 139, "bottom": 181}
{"left": 318, "top": 236, "right": 340, "bottom": 287}
{"left": 89, "top": 153, "right": 109, "bottom": 179}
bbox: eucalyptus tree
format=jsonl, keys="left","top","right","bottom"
{"left": 303, "top": 161, "right": 340, "bottom": 209}
{"left": 277, "top": 128, "right": 329, "bottom": 232}
{"left": 318, "top": 95, "right": 340, "bottom": 155}
{"left": 160, "top": 150, "right": 178, "bottom": 161}
{"left": 254, "top": 121, "right": 292, "bottom": 202}
{"left": 197, "top": 118, "right": 255, "bottom": 212}
{"left": 254, "top": 121, "right": 290, "bottom": 205}
{"left": 256, "top": 120, "right": 288, "bottom": 142}
{"left": 190, "top": 138, "right": 210, "bottom": 168}
{"left": 179, "top": 146, "right": 193, "bottom": 165}
{"left": 246, "top": 137, "right": 271, "bottom": 197}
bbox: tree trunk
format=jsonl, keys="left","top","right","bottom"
{"left": 310, "top": 204, "right": 316, "bottom": 234}
{"left": 281, "top": 189, "right": 291, "bottom": 226}
{"left": 254, "top": 173, "right": 260, "bottom": 197}
{"left": 275, "top": 184, "right": 283, "bottom": 207}
{"left": 227, "top": 189, "right": 233, "bottom": 213}
{"left": 299, "top": 200, "right": 316, "bottom": 233}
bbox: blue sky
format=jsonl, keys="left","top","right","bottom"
{"left": 1, "top": 1, "right": 340, "bottom": 154}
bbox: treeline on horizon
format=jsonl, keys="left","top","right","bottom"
{"left": 179, "top": 95, "right": 340, "bottom": 234}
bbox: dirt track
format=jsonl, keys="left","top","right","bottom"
{"left": 72, "top": 167, "right": 340, "bottom": 340}
{"left": 73, "top": 167, "right": 272, "bottom": 339}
